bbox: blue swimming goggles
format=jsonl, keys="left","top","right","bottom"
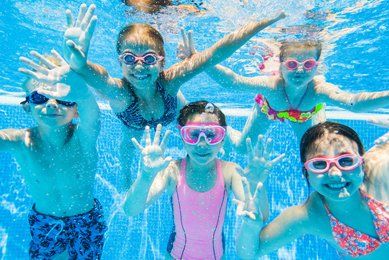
{"left": 21, "top": 91, "right": 76, "bottom": 107}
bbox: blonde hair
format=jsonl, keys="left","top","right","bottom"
{"left": 116, "top": 23, "right": 165, "bottom": 66}
{"left": 279, "top": 40, "right": 322, "bottom": 62}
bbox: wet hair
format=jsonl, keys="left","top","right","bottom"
{"left": 279, "top": 40, "right": 322, "bottom": 62}
{"left": 300, "top": 122, "right": 365, "bottom": 185}
{"left": 116, "top": 23, "right": 165, "bottom": 64}
{"left": 177, "top": 101, "right": 227, "bottom": 127}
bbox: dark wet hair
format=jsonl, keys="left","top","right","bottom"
{"left": 279, "top": 40, "right": 322, "bottom": 62}
{"left": 177, "top": 101, "right": 227, "bottom": 126}
{"left": 116, "top": 23, "right": 165, "bottom": 58}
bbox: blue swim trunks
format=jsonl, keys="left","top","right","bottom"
{"left": 28, "top": 199, "right": 107, "bottom": 260}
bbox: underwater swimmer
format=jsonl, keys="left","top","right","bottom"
{"left": 0, "top": 51, "right": 107, "bottom": 259}
{"left": 236, "top": 122, "right": 389, "bottom": 259}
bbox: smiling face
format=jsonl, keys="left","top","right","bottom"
{"left": 280, "top": 47, "right": 319, "bottom": 86}
{"left": 305, "top": 132, "right": 364, "bottom": 201}
{"left": 182, "top": 113, "right": 224, "bottom": 165}
{"left": 119, "top": 41, "right": 164, "bottom": 89}
{"left": 24, "top": 80, "right": 77, "bottom": 128}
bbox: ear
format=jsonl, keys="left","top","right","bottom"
{"left": 22, "top": 102, "right": 31, "bottom": 113}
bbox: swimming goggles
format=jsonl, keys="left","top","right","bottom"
{"left": 304, "top": 153, "right": 363, "bottom": 174}
{"left": 21, "top": 91, "right": 76, "bottom": 107}
{"left": 283, "top": 58, "right": 317, "bottom": 71}
{"left": 179, "top": 123, "right": 226, "bottom": 145}
{"left": 119, "top": 51, "right": 164, "bottom": 66}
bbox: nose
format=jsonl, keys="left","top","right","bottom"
{"left": 328, "top": 163, "right": 342, "bottom": 177}
{"left": 46, "top": 99, "right": 59, "bottom": 109}
{"left": 197, "top": 135, "right": 208, "bottom": 146}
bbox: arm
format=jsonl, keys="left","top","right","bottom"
{"left": 165, "top": 13, "right": 285, "bottom": 94}
{"left": 123, "top": 125, "right": 174, "bottom": 216}
{"left": 315, "top": 79, "right": 389, "bottom": 112}
{"left": 237, "top": 205, "right": 308, "bottom": 259}
{"left": 63, "top": 4, "right": 124, "bottom": 99}
{"left": 0, "top": 129, "right": 23, "bottom": 152}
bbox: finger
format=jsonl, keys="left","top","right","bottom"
{"left": 270, "top": 153, "right": 285, "bottom": 166}
{"left": 145, "top": 126, "right": 151, "bottom": 146}
{"left": 50, "top": 49, "right": 67, "bottom": 64}
{"left": 264, "top": 137, "right": 273, "bottom": 159}
{"left": 242, "top": 177, "right": 253, "bottom": 200}
{"left": 80, "top": 4, "right": 95, "bottom": 30}
{"left": 131, "top": 137, "right": 144, "bottom": 151}
{"left": 246, "top": 137, "right": 254, "bottom": 157}
{"left": 187, "top": 30, "right": 195, "bottom": 53}
{"left": 19, "top": 57, "right": 49, "bottom": 75}
{"left": 65, "top": 9, "right": 74, "bottom": 27}
{"left": 252, "top": 182, "right": 264, "bottom": 202}
{"left": 30, "top": 51, "right": 56, "bottom": 69}
{"left": 180, "top": 28, "right": 189, "bottom": 49}
{"left": 66, "top": 40, "right": 84, "bottom": 59}
{"left": 85, "top": 16, "right": 97, "bottom": 41}
{"left": 160, "top": 130, "right": 172, "bottom": 151}
{"left": 256, "top": 135, "right": 265, "bottom": 157}
{"left": 153, "top": 124, "right": 162, "bottom": 145}
{"left": 75, "top": 3, "right": 87, "bottom": 27}
{"left": 18, "top": 68, "right": 40, "bottom": 79}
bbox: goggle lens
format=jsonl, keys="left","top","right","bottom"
{"left": 304, "top": 154, "right": 363, "bottom": 174}
{"left": 180, "top": 125, "right": 226, "bottom": 145}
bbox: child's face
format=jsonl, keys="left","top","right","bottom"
{"left": 305, "top": 132, "right": 364, "bottom": 201}
{"left": 27, "top": 91, "right": 77, "bottom": 128}
{"left": 119, "top": 41, "right": 163, "bottom": 90}
{"left": 280, "top": 47, "right": 318, "bottom": 86}
{"left": 182, "top": 113, "right": 225, "bottom": 165}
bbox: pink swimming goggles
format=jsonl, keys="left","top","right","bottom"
{"left": 304, "top": 153, "right": 363, "bottom": 174}
{"left": 283, "top": 58, "right": 318, "bottom": 71}
{"left": 179, "top": 122, "right": 226, "bottom": 145}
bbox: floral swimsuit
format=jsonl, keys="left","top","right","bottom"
{"left": 323, "top": 191, "right": 389, "bottom": 257}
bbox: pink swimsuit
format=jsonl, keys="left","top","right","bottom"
{"left": 170, "top": 159, "right": 227, "bottom": 259}
{"left": 323, "top": 191, "right": 389, "bottom": 257}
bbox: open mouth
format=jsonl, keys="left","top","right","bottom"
{"left": 130, "top": 74, "right": 151, "bottom": 80}
{"left": 325, "top": 182, "right": 351, "bottom": 190}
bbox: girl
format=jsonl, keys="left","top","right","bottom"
{"left": 178, "top": 33, "right": 389, "bottom": 144}
{"left": 236, "top": 122, "right": 389, "bottom": 259}
{"left": 63, "top": 3, "right": 285, "bottom": 187}
{"left": 123, "top": 101, "right": 283, "bottom": 259}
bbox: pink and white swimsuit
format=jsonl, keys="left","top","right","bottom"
{"left": 170, "top": 159, "right": 227, "bottom": 259}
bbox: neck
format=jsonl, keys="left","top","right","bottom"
{"left": 186, "top": 156, "right": 216, "bottom": 175}
{"left": 324, "top": 190, "right": 364, "bottom": 215}
{"left": 132, "top": 83, "right": 158, "bottom": 103}
{"left": 282, "top": 79, "right": 310, "bottom": 108}
{"left": 36, "top": 123, "right": 73, "bottom": 147}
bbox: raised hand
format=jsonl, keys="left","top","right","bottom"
{"left": 176, "top": 28, "right": 197, "bottom": 60}
{"left": 63, "top": 3, "right": 97, "bottom": 71}
{"left": 18, "top": 50, "right": 78, "bottom": 97}
{"left": 244, "top": 135, "right": 285, "bottom": 186}
{"left": 131, "top": 124, "right": 172, "bottom": 178}
{"left": 234, "top": 177, "right": 264, "bottom": 220}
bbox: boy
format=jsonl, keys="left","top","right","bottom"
{"left": 0, "top": 51, "right": 106, "bottom": 259}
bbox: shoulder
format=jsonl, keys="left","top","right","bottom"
{"left": 219, "top": 160, "right": 243, "bottom": 186}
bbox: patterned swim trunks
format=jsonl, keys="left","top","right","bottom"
{"left": 28, "top": 199, "right": 107, "bottom": 260}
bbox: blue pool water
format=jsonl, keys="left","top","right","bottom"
{"left": 0, "top": 0, "right": 388, "bottom": 259}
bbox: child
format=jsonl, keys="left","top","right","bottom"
{"left": 123, "top": 101, "right": 283, "bottom": 259}
{"left": 236, "top": 122, "right": 389, "bottom": 259}
{"left": 0, "top": 50, "right": 106, "bottom": 259}
{"left": 177, "top": 33, "right": 389, "bottom": 144}
{"left": 62, "top": 3, "right": 285, "bottom": 186}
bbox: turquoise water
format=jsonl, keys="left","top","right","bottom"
{"left": 0, "top": 0, "right": 388, "bottom": 258}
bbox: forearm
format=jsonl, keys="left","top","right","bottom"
{"left": 77, "top": 61, "right": 118, "bottom": 96}
{"left": 236, "top": 219, "right": 262, "bottom": 259}
{"left": 348, "top": 91, "right": 389, "bottom": 112}
{"left": 123, "top": 173, "right": 155, "bottom": 216}
{"left": 208, "top": 14, "right": 284, "bottom": 64}
{"left": 206, "top": 65, "right": 240, "bottom": 90}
